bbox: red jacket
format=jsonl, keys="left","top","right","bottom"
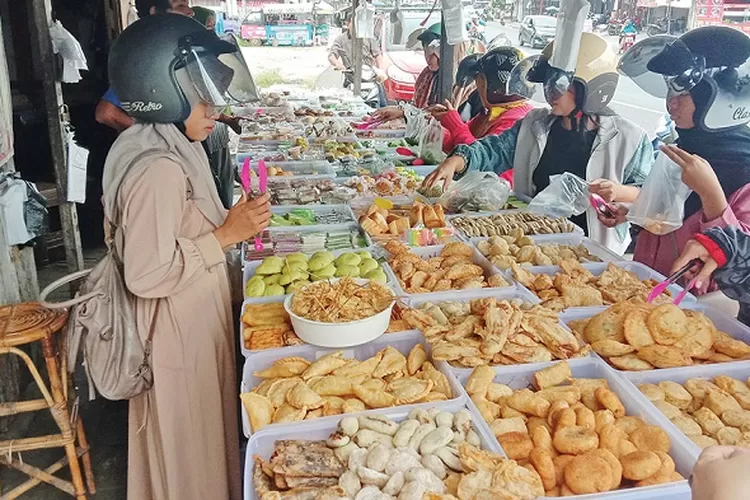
{"left": 441, "top": 103, "right": 533, "bottom": 152}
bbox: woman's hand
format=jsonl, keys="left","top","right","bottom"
{"left": 428, "top": 100, "right": 454, "bottom": 121}
{"left": 596, "top": 202, "right": 630, "bottom": 228}
{"left": 220, "top": 115, "right": 243, "bottom": 135}
{"left": 372, "top": 106, "right": 404, "bottom": 123}
{"left": 671, "top": 238, "right": 719, "bottom": 293}
{"left": 423, "top": 156, "right": 466, "bottom": 191}
{"left": 660, "top": 144, "right": 727, "bottom": 219}
{"left": 213, "top": 193, "right": 271, "bottom": 248}
{"left": 588, "top": 179, "right": 619, "bottom": 203}
{"left": 690, "top": 446, "right": 750, "bottom": 500}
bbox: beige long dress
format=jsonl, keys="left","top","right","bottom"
{"left": 113, "top": 155, "right": 241, "bottom": 500}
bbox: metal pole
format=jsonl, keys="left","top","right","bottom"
{"left": 437, "top": 22, "right": 455, "bottom": 103}
{"left": 352, "top": 0, "right": 363, "bottom": 96}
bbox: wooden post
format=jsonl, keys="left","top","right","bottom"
{"left": 438, "top": 22, "right": 455, "bottom": 102}
{"left": 352, "top": 0, "right": 363, "bottom": 96}
{"left": 27, "top": 0, "right": 84, "bottom": 274}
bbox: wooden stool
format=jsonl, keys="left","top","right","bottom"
{"left": 0, "top": 303, "right": 95, "bottom": 499}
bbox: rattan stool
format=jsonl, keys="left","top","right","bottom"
{"left": 0, "top": 302, "right": 95, "bottom": 499}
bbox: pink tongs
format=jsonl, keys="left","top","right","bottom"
{"left": 589, "top": 193, "right": 616, "bottom": 218}
{"left": 647, "top": 257, "right": 703, "bottom": 305}
{"left": 240, "top": 158, "right": 267, "bottom": 252}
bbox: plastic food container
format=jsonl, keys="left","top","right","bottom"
{"left": 559, "top": 303, "right": 750, "bottom": 372}
{"left": 237, "top": 160, "right": 334, "bottom": 177}
{"left": 238, "top": 332, "right": 467, "bottom": 437}
{"left": 455, "top": 357, "right": 693, "bottom": 500}
{"left": 242, "top": 223, "right": 374, "bottom": 262}
{"left": 406, "top": 288, "right": 597, "bottom": 378}
{"left": 623, "top": 360, "right": 750, "bottom": 469}
{"left": 268, "top": 204, "right": 357, "bottom": 228}
{"left": 282, "top": 279, "right": 395, "bottom": 348}
{"left": 512, "top": 261, "right": 696, "bottom": 308}
{"left": 242, "top": 401, "right": 500, "bottom": 500}
{"left": 446, "top": 212, "right": 585, "bottom": 239}
{"left": 385, "top": 243, "right": 517, "bottom": 298}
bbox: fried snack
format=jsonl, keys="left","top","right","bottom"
{"left": 386, "top": 241, "right": 502, "bottom": 294}
{"left": 620, "top": 450, "right": 662, "bottom": 481}
{"left": 513, "top": 261, "right": 672, "bottom": 311}
{"left": 564, "top": 454, "right": 612, "bottom": 494}
{"left": 242, "top": 303, "right": 299, "bottom": 351}
{"left": 241, "top": 344, "right": 450, "bottom": 429}
{"left": 290, "top": 278, "right": 393, "bottom": 323}
{"left": 595, "top": 387, "right": 626, "bottom": 418}
{"left": 533, "top": 362, "right": 572, "bottom": 390}
{"left": 451, "top": 213, "right": 576, "bottom": 238}
{"left": 404, "top": 298, "right": 587, "bottom": 369}
{"left": 587, "top": 449, "right": 623, "bottom": 490}
{"left": 630, "top": 425, "right": 671, "bottom": 454}
{"left": 475, "top": 234, "right": 603, "bottom": 271}
{"left": 552, "top": 426, "right": 599, "bottom": 455}
{"left": 580, "top": 302, "right": 750, "bottom": 370}
{"left": 642, "top": 375, "right": 750, "bottom": 449}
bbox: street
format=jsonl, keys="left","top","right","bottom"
{"left": 484, "top": 22, "right": 666, "bottom": 136}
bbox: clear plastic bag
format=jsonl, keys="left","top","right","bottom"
{"left": 418, "top": 118, "right": 446, "bottom": 165}
{"left": 437, "top": 171, "right": 511, "bottom": 212}
{"left": 49, "top": 20, "right": 88, "bottom": 83}
{"left": 354, "top": 2, "right": 375, "bottom": 39}
{"left": 442, "top": 0, "right": 468, "bottom": 45}
{"left": 403, "top": 103, "right": 428, "bottom": 142}
{"left": 627, "top": 151, "right": 692, "bottom": 235}
{"left": 528, "top": 172, "right": 589, "bottom": 219}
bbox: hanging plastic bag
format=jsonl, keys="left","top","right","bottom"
{"left": 418, "top": 118, "right": 446, "bottom": 165}
{"left": 437, "top": 171, "right": 511, "bottom": 213}
{"left": 627, "top": 151, "right": 692, "bottom": 235}
{"left": 354, "top": 2, "right": 375, "bottom": 39}
{"left": 442, "top": 0, "right": 468, "bottom": 45}
{"left": 49, "top": 20, "right": 88, "bottom": 83}
{"left": 403, "top": 103, "right": 429, "bottom": 144}
{"left": 528, "top": 172, "right": 589, "bottom": 219}
{"left": 0, "top": 173, "right": 48, "bottom": 246}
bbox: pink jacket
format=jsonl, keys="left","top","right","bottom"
{"left": 440, "top": 104, "right": 533, "bottom": 153}
{"left": 634, "top": 185, "right": 750, "bottom": 281}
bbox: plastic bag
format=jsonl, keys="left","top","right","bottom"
{"left": 627, "top": 151, "right": 692, "bottom": 235}
{"left": 438, "top": 171, "right": 511, "bottom": 212}
{"left": 354, "top": 2, "right": 375, "bottom": 39}
{"left": 49, "top": 20, "right": 88, "bottom": 83}
{"left": 403, "top": 103, "right": 428, "bottom": 142}
{"left": 0, "top": 172, "right": 48, "bottom": 246}
{"left": 418, "top": 118, "right": 446, "bottom": 165}
{"left": 442, "top": 0, "right": 468, "bottom": 45}
{"left": 528, "top": 172, "right": 589, "bottom": 219}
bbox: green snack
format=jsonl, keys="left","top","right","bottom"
{"left": 285, "top": 252, "right": 308, "bottom": 263}
{"left": 244, "top": 276, "right": 266, "bottom": 297}
{"left": 356, "top": 250, "right": 373, "bottom": 260}
{"left": 285, "top": 260, "right": 309, "bottom": 273}
{"left": 262, "top": 274, "right": 281, "bottom": 285}
{"left": 286, "top": 280, "right": 311, "bottom": 294}
{"left": 335, "top": 265, "right": 360, "bottom": 278}
{"left": 291, "top": 269, "right": 309, "bottom": 282}
{"left": 256, "top": 256, "right": 284, "bottom": 275}
{"left": 359, "top": 258, "right": 379, "bottom": 275}
{"left": 309, "top": 254, "right": 335, "bottom": 272}
{"left": 278, "top": 273, "right": 293, "bottom": 286}
{"left": 365, "top": 269, "right": 388, "bottom": 284}
{"left": 311, "top": 263, "right": 337, "bottom": 280}
{"left": 270, "top": 214, "right": 293, "bottom": 226}
{"left": 335, "top": 252, "right": 361, "bottom": 268}
{"left": 264, "top": 284, "right": 286, "bottom": 296}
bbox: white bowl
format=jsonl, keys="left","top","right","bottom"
{"left": 283, "top": 279, "right": 395, "bottom": 348}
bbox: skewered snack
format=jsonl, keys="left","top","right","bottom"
{"left": 568, "top": 302, "right": 750, "bottom": 370}
{"left": 639, "top": 376, "right": 750, "bottom": 449}
{"left": 240, "top": 345, "right": 454, "bottom": 432}
{"left": 451, "top": 213, "right": 576, "bottom": 238}
{"left": 385, "top": 241, "right": 507, "bottom": 294}
{"left": 466, "top": 361, "right": 684, "bottom": 495}
{"left": 402, "top": 298, "right": 588, "bottom": 369}
{"left": 475, "top": 234, "right": 602, "bottom": 270}
{"left": 512, "top": 260, "right": 672, "bottom": 312}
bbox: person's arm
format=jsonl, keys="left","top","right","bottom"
{"left": 328, "top": 52, "right": 345, "bottom": 70}
{"left": 695, "top": 226, "right": 750, "bottom": 303}
{"left": 439, "top": 109, "right": 472, "bottom": 153}
{"left": 451, "top": 120, "right": 521, "bottom": 178}
{"left": 95, "top": 100, "right": 134, "bottom": 132}
{"left": 618, "top": 133, "right": 654, "bottom": 202}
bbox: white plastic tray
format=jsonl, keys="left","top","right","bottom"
{"left": 560, "top": 303, "right": 750, "bottom": 372}
{"left": 268, "top": 204, "right": 356, "bottom": 229}
{"left": 354, "top": 129, "right": 407, "bottom": 139}
{"left": 455, "top": 357, "right": 692, "bottom": 500}
{"left": 385, "top": 243, "right": 516, "bottom": 298}
{"left": 513, "top": 261, "right": 697, "bottom": 308}
{"left": 624, "top": 360, "right": 750, "bottom": 469}
{"left": 239, "top": 331, "right": 467, "bottom": 437}
{"left": 242, "top": 223, "right": 374, "bottom": 262}
{"left": 447, "top": 212, "right": 585, "bottom": 239}
{"left": 242, "top": 401, "right": 500, "bottom": 500}
{"left": 238, "top": 161, "right": 334, "bottom": 177}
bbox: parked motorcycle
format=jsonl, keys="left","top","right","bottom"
{"left": 607, "top": 21, "right": 622, "bottom": 36}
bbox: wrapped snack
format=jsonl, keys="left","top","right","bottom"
{"left": 438, "top": 171, "right": 512, "bottom": 213}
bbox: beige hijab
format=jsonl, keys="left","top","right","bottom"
{"left": 102, "top": 122, "right": 226, "bottom": 228}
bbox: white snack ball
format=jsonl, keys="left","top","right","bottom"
{"left": 336, "top": 442, "right": 361, "bottom": 463}
{"left": 419, "top": 427, "right": 454, "bottom": 455}
{"left": 358, "top": 466, "right": 390, "bottom": 488}
{"left": 359, "top": 415, "right": 399, "bottom": 436}
{"left": 421, "top": 454, "right": 447, "bottom": 480}
{"left": 385, "top": 449, "right": 422, "bottom": 476}
{"left": 382, "top": 471, "right": 406, "bottom": 496}
{"left": 435, "top": 412, "right": 454, "bottom": 429}
{"left": 366, "top": 444, "right": 391, "bottom": 473}
{"left": 407, "top": 423, "right": 436, "bottom": 451}
{"left": 435, "top": 446, "right": 461, "bottom": 471}
{"left": 398, "top": 480, "right": 426, "bottom": 500}
{"left": 339, "top": 470, "right": 362, "bottom": 497}
{"left": 393, "top": 420, "right": 420, "bottom": 448}
{"left": 349, "top": 447, "right": 369, "bottom": 471}
{"left": 356, "top": 485, "right": 384, "bottom": 500}
{"left": 465, "top": 429, "right": 481, "bottom": 447}
{"left": 340, "top": 416, "right": 360, "bottom": 436}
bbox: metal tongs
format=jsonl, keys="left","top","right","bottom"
{"left": 589, "top": 193, "right": 616, "bottom": 218}
{"left": 647, "top": 257, "right": 704, "bottom": 305}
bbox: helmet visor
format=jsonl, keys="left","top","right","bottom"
{"left": 618, "top": 35, "right": 677, "bottom": 98}
{"left": 505, "top": 55, "right": 542, "bottom": 101}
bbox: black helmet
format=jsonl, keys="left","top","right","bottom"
{"left": 109, "top": 14, "right": 258, "bottom": 123}
{"left": 478, "top": 46, "right": 535, "bottom": 103}
{"left": 620, "top": 26, "right": 750, "bottom": 131}
{"left": 455, "top": 54, "right": 481, "bottom": 88}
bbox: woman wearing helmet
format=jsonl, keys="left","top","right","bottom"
{"left": 425, "top": 32, "right": 653, "bottom": 254}
{"left": 451, "top": 53, "right": 484, "bottom": 122}
{"left": 103, "top": 14, "right": 264, "bottom": 499}
{"left": 605, "top": 26, "right": 750, "bottom": 280}
{"left": 430, "top": 47, "right": 534, "bottom": 155}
